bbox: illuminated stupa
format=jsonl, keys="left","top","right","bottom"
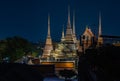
{"left": 42, "top": 14, "right": 53, "bottom": 59}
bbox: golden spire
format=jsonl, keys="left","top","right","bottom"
{"left": 48, "top": 14, "right": 51, "bottom": 37}
{"left": 72, "top": 10, "right": 77, "bottom": 43}
{"left": 73, "top": 10, "right": 75, "bottom": 34}
{"left": 62, "top": 25, "right": 65, "bottom": 38}
{"left": 42, "top": 14, "right": 53, "bottom": 58}
{"left": 67, "top": 5, "right": 71, "bottom": 27}
{"left": 97, "top": 11, "right": 103, "bottom": 46}
{"left": 65, "top": 5, "right": 74, "bottom": 42}
{"left": 61, "top": 25, "right": 65, "bottom": 42}
{"left": 98, "top": 12, "right": 102, "bottom": 36}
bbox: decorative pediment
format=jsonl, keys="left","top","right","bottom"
{"left": 83, "top": 27, "right": 94, "bottom": 37}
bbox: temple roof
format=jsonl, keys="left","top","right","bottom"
{"left": 83, "top": 27, "right": 94, "bottom": 37}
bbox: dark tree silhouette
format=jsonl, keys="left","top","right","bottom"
{"left": 0, "top": 36, "right": 32, "bottom": 62}
{"left": 78, "top": 44, "right": 120, "bottom": 81}
{"left": 0, "top": 63, "right": 44, "bottom": 81}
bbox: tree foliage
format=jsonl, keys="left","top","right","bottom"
{"left": 0, "top": 36, "right": 34, "bottom": 62}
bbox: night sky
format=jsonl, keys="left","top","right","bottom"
{"left": 0, "top": 0, "right": 120, "bottom": 42}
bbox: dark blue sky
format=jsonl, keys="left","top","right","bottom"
{"left": 0, "top": 0, "right": 120, "bottom": 42}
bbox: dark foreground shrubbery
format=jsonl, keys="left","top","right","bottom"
{"left": 0, "top": 63, "right": 44, "bottom": 81}
{"left": 78, "top": 45, "right": 120, "bottom": 81}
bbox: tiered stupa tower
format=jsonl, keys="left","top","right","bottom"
{"left": 42, "top": 14, "right": 53, "bottom": 58}
{"left": 65, "top": 6, "right": 74, "bottom": 43}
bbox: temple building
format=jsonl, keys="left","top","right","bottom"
{"left": 40, "top": 7, "right": 103, "bottom": 71}
{"left": 80, "top": 26, "right": 95, "bottom": 52}
{"left": 41, "top": 7, "right": 78, "bottom": 62}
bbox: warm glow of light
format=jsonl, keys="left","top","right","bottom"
{"left": 41, "top": 62, "right": 74, "bottom": 68}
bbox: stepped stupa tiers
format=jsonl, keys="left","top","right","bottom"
{"left": 65, "top": 6, "right": 74, "bottom": 43}
{"left": 42, "top": 14, "right": 53, "bottom": 59}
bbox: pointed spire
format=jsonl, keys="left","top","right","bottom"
{"left": 72, "top": 10, "right": 77, "bottom": 43}
{"left": 48, "top": 14, "right": 51, "bottom": 37}
{"left": 62, "top": 25, "right": 65, "bottom": 38}
{"left": 98, "top": 12, "right": 102, "bottom": 36}
{"left": 86, "top": 25, "right": 89, "bottom": 29}
{"left": 42, "top": 14, "right": 53, "bottom": 58}
{"left": 97, "top": 11, "right": 103, "bottom": 46}
{"left": 67, "top": 5, "right": 71, "bottom": 26}
{"left": 27, "top": 59, "right": 33, "bottom": 65}
{"left": 65, "top": 5, "right": 74, "bottom": 43}
{"left": 73, "top": 10, "right": 75, "bottom": 34}
{"left": 61, "top": 25, "right": 65, "bottom": 42}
